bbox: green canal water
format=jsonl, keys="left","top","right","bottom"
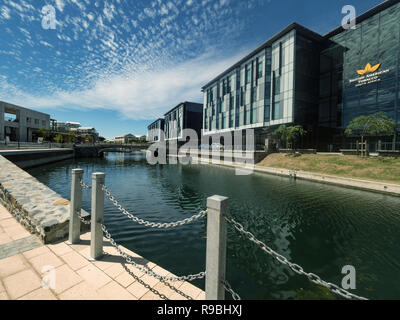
{"left": 27, "top": 153, "right": 400, "bottom": 300}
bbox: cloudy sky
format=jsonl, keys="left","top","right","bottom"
{"left": 0, "top": 0, "right": 383, "bottom": 139}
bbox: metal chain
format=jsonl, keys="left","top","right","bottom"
{"left": 80, "top": 180, "right": 92, "bottom": 190}
{"left": 224, "top": 215, "right": 368, "bottom": 301}
{"left": 102, "top": 224, "right": 206, "bottom": 282}
{"left": 120, "top": 262, "right": 169, "bottom": 300}
{"left": 221, "top": 280, "right": 241, "bottom": 300}
{"left": 74, "top": 209, "right": 91, "bottom": 225}
{"left": 102, "top": 184, "right": 207, "bottom": 229}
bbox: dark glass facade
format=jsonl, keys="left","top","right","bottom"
{"left": 320, "top": 0, "right": 400, "bottom": 150}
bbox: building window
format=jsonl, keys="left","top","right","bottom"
{"left": 42, "top": 120, "right": 46, "bottom": 127}
{"left": 252, "top": 107, "right": 258, "bottom": 124}
{"left": 274, "top": 72, "right": 281, "bottom": 95}
{"left": 240, "top": 87, "right": 245, "bottom": 106}
{"left": 245, "top": 65, "right": 251, "bottom": 84}
{"left": 272, "top": 101, "right": 283, "bottom": 120}
{"left": 257, "top": 60, "right": 263, "bottom": 79}
{"left": 34, "top": 119, "right": 39, "bottom": 125}
{"left": 251, "top": 87, "right": 257, "bottom": 103}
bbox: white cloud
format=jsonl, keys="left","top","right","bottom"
{"left": 1, "top": 6, "right": 11, "bottom": 19}
{"left": 55, "top": 0, "right": 65, "bottom": 12}
{"left": 0, "top": 51, "right": 246, "bottom": 120}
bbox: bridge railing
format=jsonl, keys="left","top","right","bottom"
{"left": 69, "top": 169, "right": 368, "bottom": 301}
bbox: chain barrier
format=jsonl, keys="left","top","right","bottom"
{"left": 102, "top": 184, "right": 207, "bottom": 229}
{"left": 80, "top": 180, "right": 92, "bottom": 190}
{"left": 75, "top": 209, "right": 91, "bottom": 225}
{"left": 224, "top": 215, "right": 368, "bottom": 301}
{"left": 102, "top": 224, "right": 206, "bottom": 282}
{"left": 221, "top": 280, "right": 241, "bottom": 301}
{"left": 120, "top": 262, "right": 169, "bottom": 300}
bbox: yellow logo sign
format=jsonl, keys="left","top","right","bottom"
{"left": 357, "top": 63, "right": 381, "bottom": 75}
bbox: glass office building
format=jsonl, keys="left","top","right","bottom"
{"left": 164, "top": 102, "right": 203, "bottom": 142}
{"left": 147, "top": 118, "right": 165, "bottom": 142}
{"left": 202, "top": 0, "right": 400, "bottom": 151}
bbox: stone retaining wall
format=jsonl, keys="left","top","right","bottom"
{"left": 0, "top": 155, "right": 89, "bottom": 244}
{"left": 0, "top": 149, "right": 74, "bottom": 169}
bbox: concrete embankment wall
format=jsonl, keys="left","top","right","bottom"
{"left": 0, "top": 155, "right": 89, "bottom": 244}
{"left": 194, "top": 157, "right": 400, "bottom": 197}
{"left": 0, "top": 149, "right": 74, "bottom": 169}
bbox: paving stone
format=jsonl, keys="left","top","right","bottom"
{"left": 28, "top": 251, "right": 64, "bottom": 274}
{"left": 47, "top": 242, "right": 73, "bottom": 256}
{"left": 60, "top": 250, "right": 90, "bottom": 271}
{"left": 178, "top": 282, "right": 203, "bottom": 299}
{"left": 0, "top": 254, "right": 29, "bottom": 278}
{"left": 0, "top": 233, "right": 12, "bottom": 246}
{"left": 58, "top": 281, "right": 105, "bottom": 300}
{"left": 0, "top": 292, "right": 9, "bottom": 300}
{"left": 140, "top": 290, "right": 164, "bottom": 300}
{"left": 76, "top": 264, "right": 112, "bottom": 290}
{"left": 3, "top": 269, "right": 42, "bottom": 299}
{"left": 114, "top": 269, "right": 138, "bottom": 288}
{"left": 3, "top": 225, "right": 31, "bottom": 241}
{"left": 139, "top": 273, "right": 160, "bottom": 289}
{"left": 23, "top": 245, "right": 51, "bottom": 260}
{"left": 0, "top": 218, "right": 17, "bottom": 229}
{"left": 18, "top": 288, "right": 57, "bottom": 300}
{"left": 0, "top": 236, "right": 43, "bottom": 259}
{"left": 152, "top": 281, "right": 181, "bottom": 299}
{"left": 103, "top": 263, "right": 125, "bottom": 279}
{"left": 127, "top": 281, "right": 151, "bottom": 299}
{"left": 97, "top": 281, "right": 137, "bottom": 300}
{"left": 52, "top": 264, "right": 83, "bottom": 295}
{"left": 196, "top": 291, "right": 206, "bottom": 300}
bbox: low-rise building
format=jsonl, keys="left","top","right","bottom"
{"left": 70, "top": 127, "right": 99, "bottom": 142}
{"left": 114, "top": 134, "right": 136, "bottom": 144}
{"left": 0, "top": 101, "right": 50, "bottom": 142}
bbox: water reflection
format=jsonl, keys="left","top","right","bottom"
{"left": 27, "top": 153, "right": 400, "bottom": 299}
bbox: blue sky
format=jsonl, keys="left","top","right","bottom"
{"left": 0, "top": 0, "right": 384, "bottom": 139}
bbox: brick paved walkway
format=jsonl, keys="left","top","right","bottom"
{"left": 0, "top": 204, "right": 205, "bottom": 300}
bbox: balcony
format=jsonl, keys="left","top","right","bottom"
{"left": 4, "top": 116, "right": 19, "bottom": 123}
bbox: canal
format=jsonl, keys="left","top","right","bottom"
{"left": 27, "top": 153, "right": 400, "bottom": 300}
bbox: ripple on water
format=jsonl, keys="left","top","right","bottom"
{"left": 27, "top": 154, "right": 400, "bottom": 300}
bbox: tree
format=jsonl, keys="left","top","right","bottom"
{"left": 37, "top": 128, "right": 50, "bottom": 140}
{"left": 67, "top": 132, "right": 77, "bottom": 144}
{"left": 345, "top": 112, "right": 395, "bottom": 138}
{"left": 272, "top": 125, "right": 307, "bottom": 150}
{"left": 345, "top": 112, "right": 395, "bottom": 156}
{"left": 54, "top": 134, "right": 63, "bottom": 144}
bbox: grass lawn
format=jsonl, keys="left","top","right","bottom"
{"left": 258, "top": 153, "right": 400, "bottom": 185}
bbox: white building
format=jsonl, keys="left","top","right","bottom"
{"left": 0, "top": 101, "right": 50, "bottom": 142}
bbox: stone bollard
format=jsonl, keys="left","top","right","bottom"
{"left": 68, "top": 169, "right": 83, "bottom": 244}
{"left": 205, "top": 195, "right": 228, "bottom": 300}
{"left": 90, "top": 172, "right": 105, "bottom": 261}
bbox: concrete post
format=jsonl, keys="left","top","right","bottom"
{"left": 205, "top": 195, "right": 228, "bottom": 300}
{"left": 90, "top": 172, "right": 105, "bottom": 261}
{"left": 68, "top": 169, "right": 83, "bottom": 244}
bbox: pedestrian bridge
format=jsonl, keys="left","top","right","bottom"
{"left": 73, "top": 144, "right": 149, "bottom": 158}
